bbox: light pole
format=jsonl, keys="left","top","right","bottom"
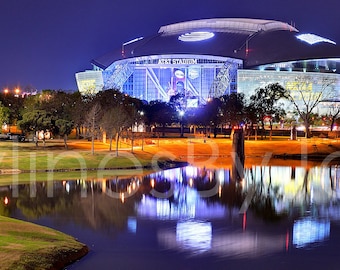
{"left": 14, "top": 88, "right": 20, "bottom": 97}
{"left": 139, "top": 111, "right": 145, "bottom": 151}
{"left": 179, "top": 110, "right": 184, "bottom": 137}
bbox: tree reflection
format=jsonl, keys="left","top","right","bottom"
{"left": 249, "top": 166, "right": 287, "bottom": 222}
{"left": 2, "top": 164, "right": 340, "bottom": 232}
{"left": 1, "top": 180, "right": 142, "bottom": 232}
{"left": 16, "top": 183, "right": 72, "bottom": 219}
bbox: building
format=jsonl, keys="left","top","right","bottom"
{"left": 75, "top": 18, "right": 340, "bottom": 111}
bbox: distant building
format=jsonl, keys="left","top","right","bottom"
{"left": 76, "top": 18, "right": 340, "bottom": 110}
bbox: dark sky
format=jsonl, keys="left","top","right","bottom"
{"left": 0, "top": 0, "right": 339, "bottom": 92}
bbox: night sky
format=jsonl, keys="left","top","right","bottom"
{"left": 1, "top": 0, "right": 339, "bottom": 92}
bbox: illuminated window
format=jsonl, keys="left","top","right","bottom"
{"left": 296, "top": 33, "right": 336, "bottom": 45}
{"left": 179, "top": 32, "right": 214, "bottom": 42}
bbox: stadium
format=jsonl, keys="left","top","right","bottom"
{"left": 75, "top": 18, "right": 340, "bottom": 110}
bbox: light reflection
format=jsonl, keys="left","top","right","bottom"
{"left": 293, "top": 217, "right": 330, "bottom": 248}
{"left": 158, "top": 226, "right": 286, "bottom": 258}
{"left": 210, "top": 231, "right": 285, "bottom": 258}
{"left": 127, "top": 217, "right": 137, "bottom": 233}
{"left": 3, "top": 164, "right": 340, "bottom": 261}
{"left": 137, "top": 192, "right": 226, "bottom": 220}
{"left": 150, "top": 179, "right": 155, "bottom": 188}
{"left": 176, "top": 221, "right": 212, "bottom": 254}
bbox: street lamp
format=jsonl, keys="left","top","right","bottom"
{"left": 14, "top": 88, "right": 20, "bottom": 97}
{"left": 139, "top": 110, "right": 145, "bottom": 150}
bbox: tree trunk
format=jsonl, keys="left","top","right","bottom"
{"left": 63, "top": 134, "right": 68, "bottom": 149}
{"left": 91, "top": 135, "right": 94, "bottom": 155}
{"left": 109, "top": 135, "right": 113, "bottom": 152}
{"left": 162, "top": 124, "right": 165, "bottom": 137}
{"left": 131, "top": 131, "right": 134, "bottom": 153}
{"left": 260, "top": 120, "right": 265, "bottom": 140}
{"left": 115, "top": 132, "right": 119, "bottom": 157}
{"left": 91, "top": 117, "right": 95, "bottom": 155}
{"left": 330, "top": 118, "right": 335, "bottom": 131}
{"left": 75, "top": 126, "right": 79, "bottom": 139}
{"left": 304, "top": 118, "right": 310, "bottom": 138}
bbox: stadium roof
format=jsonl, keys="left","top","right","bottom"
{"left": 91, "top": 18, "right": 340, "bottom": 69}
{"left": 158, "top": 18, "right": 298, "bottom": 35}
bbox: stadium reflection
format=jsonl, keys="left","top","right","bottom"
{"left": 2, "top": 164, "right": 340, "bottom": 269}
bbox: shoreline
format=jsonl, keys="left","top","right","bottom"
{"left": 1, "top": 137, "right": 340, "bottom": 174}
{"left": 0, "top": 216, "right": 89, "bottom": 270}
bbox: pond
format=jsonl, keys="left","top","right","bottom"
{"left": 1, "top": 165, "right": 340, "bottom": 270}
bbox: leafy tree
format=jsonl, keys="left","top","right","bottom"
{"left": 55, "top": 119, "right": 74, "bottom": 149}
{"left": 0, "top": 92, "right": 24, "bottom": 126}
{"left": 18, "top": 110, "right": 55, "bottom": 146}
{"left": 144, "top": 100, "right": 176, "bottom": 137}
{"left": 220, "top": 93, "right": 246, "bottom": 128}
{"left": 191, "top": 98, "right": 222, "bottom": 137}
{"left": 92, "top": 89, "right": 124, "bottom": 109}
{"left": 69, "top": 92, "right": 89, "bottom": 139}
{"left": 0, "top": 101, "right": 10, "bottom": 129}
{"left": 20, "top": 90, "right": 80, "bottom": 145}
{"left": 124, "top": 97, "right": 144, "bottom": 153}
{"left": 247, "top": 83, "right": 287, "bottom": 139}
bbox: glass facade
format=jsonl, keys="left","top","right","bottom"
{"left": 238, "top": 69, "right": 340, "bottom": 114}
{"left": 75, "top": 70, "right": 104, "bottom": 95}
{"left": 101, "top": 55, "right": 242, "bottom": 104}
{"left": 76, "top": 54, "right": 340, "bottom": 115}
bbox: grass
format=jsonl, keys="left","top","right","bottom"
{"left": 0, "top": 140, "right": 162, "bottom": 185}
{"left": 0, "top": 142, "right": 153, "bottom": 171}
{"left": 0, "top": 216, "right": 88, "bottom": 270}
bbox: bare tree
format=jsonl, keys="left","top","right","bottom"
{"left": 284, "top": 75, "right": 337, "bottom": 138}
{"left": 85, "top": 103, "right": 102, "bottom": 155}
{"left": 101, "top": 105, "right": 130, "bottom": 156}
{"left": 318, "top": 100, "right": 340, "bottom": 132}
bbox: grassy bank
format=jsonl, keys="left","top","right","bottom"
{"left": 0, "top": 140, "right": 155, "bottom": 171}
{"left": 1, "top": 137, "right": 340, "bottom": 173}
{"left": 0, "top": 216, "right": 88, "bottom": 270}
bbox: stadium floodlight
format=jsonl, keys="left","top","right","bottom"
{"left": 179, "top": 31, "right": 214, "bottom": 42}
{"left": 296, "top": 33, "right": 336, "bottom": 45}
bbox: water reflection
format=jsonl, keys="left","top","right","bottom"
{"left": 293, "top": 217, "right": 330, "bottom": 248}
{"left": 1, "top": 165, "right": 340, "bottom": 268}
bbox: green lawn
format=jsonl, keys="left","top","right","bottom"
{"left": 0, "top": 140, "right": 155, "bottom": 172}
{"left": 0, "top": 216, "right": 88, "bottom": 270}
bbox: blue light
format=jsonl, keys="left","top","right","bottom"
{"left": 179, "top": 32, "right": 215, "bottom": 42}
{"left": 296, "top": 33, "right": 336, "bottom": 45}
